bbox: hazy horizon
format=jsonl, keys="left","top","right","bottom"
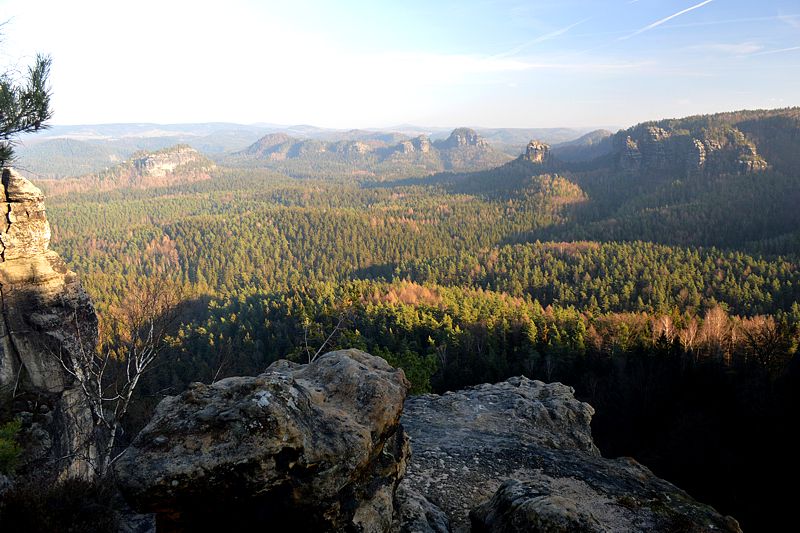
{"left": 2, "top": 0, "right": 799, "bottom": 128}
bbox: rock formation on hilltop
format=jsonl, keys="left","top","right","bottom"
{"left": 0, "top": 168, "right": 98, "bottom": 479}
{"left": 38, "top": 145, "right": 215, "bottom": 196}
{"left": 432, "top": 129, "right": 510, "bottom": 172}
{"left": 615, "top": 124, "right": 768, "bottom": 177}
{"left": 131, "top": 145, "right": 208, "bottom": 178}
{"left": 436, "top": 128, "right": 490, "bottom": 150}
{"left": 237, "top": 128, "right": 511, "bottom": 174}
{"left": 522, "top": 140, "right": 551, "bottom": 165}
{"left": 394, "top": 136, "right": 432, "bottom": 155}
{"left": 117, "top": 349, "right": 740, "bottom": 532}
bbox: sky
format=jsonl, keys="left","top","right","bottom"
{"left": 1, "top": 0, "right": 799, "bottom": 129}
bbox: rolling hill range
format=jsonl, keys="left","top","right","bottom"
{"left": 14, "top": 122, "right": 593, "bottom": 179}
{"left": 227, "top": 127, "right": 514, "bottom": 178}
{"left": 413, "top": 108, "right": 800, "bottom": 254}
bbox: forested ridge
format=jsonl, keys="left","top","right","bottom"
{"left": 25, "top": 108, "right": 800, "bottom": 530}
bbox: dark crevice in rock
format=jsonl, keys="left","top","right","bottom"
{"left": 0, "top": 281, "right": 25, "bottom": 396}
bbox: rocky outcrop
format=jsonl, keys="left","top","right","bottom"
{"left": 239, "top": 129, "right": 508, "bottom": 173}
{"left": 619, "top": 136, "right": 642, "bottom": 173}
{"left": 334, "top": 140, "right": 374, "bottom": 157}
{"left": 414, "top": 136, "right": 432, "bottom": 154}
{"left": 522, "top": 140, "right": 551, "bottom": 165}
{"left": 437, "top": 128, "right": 490, "bottom": 150}
{"left": 38, "top": 145, "right": 214, "bottom": 196}
{"left": 615, "top": 124, "right": 768, "bottom": 178}
{"left": 132, "top": 145, "right": 209, "bottom": 178}
{"left": 434, "top": 129, "right": 510, "bottom": 172}
{"left": 0, "top": 168, "right": 98, "bottom": 479}
{"left": 394, "top": 136, "right": 432, "bottom": 155}
{"left": 398, "top": 376, "right": 740, "bottom": 533}
{"left": 115, "top": 351, "right": 738, "bottom": 532}
{"left": 115, "top": 349, "right": 411, "bottom": 532}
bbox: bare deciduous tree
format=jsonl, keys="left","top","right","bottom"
{"left": 652, "top": 315, "right": 676, "bottom": 345}
{"left": 56, "top": 278, "right": 182, "bottom": 476}
{"left": 699, "top": 306, "right": 731, "bottom": 362}
{"left": 739, "top": 315, "right": 790, "bottom": 374}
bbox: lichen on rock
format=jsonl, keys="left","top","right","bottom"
{"left": 115, "top": 349, "right": 411, "bottom": 532}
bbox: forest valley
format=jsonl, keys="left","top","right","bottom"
{"left": 3, "top": 108, "right": 800, "bottom": 531}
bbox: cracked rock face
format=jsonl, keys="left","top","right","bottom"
{"left": 115, "top": 349, "right": 411, "bottom": 532}
{"left": 398, "top": 376, "right": 741, "bottom": 533}
{"left": 616, "top": 125, "right": 768, "bottom": 178}
{"left": 0, "top": 168, "right": 98, "bottom": 479}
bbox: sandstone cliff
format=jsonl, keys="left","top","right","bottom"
{"left": 521, "top": 140, "right": 552, "bottom": 165}
{"left": 0, "top": 168, "right": 98, "bottom": 479}
{"left": 614, "top": 124, "right": 768, "bottom": 177}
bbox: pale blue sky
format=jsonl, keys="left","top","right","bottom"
{"left": 1, "top": 0, "right": 799, "bottom": 128}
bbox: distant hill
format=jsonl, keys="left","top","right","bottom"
{"left": 38, "top": 145, "right": 215, "bottom": 196}
{"left": 550, "top": 130, "right": 613, "bottom": 162}
{"left": 577, "top": 108, "right": 800, "bottom": 177}
{"left": 15, "top": 138, "right": 128, "bottom": 179}
{"left": 411, "top": 108, "right": 800, "bottom": 253}
{"left": 17, "top": 124, "right": 270, "bottom": 178}
{"left": 231, "top": 127, "right": 512, "bottom": 178}
{"left": 472, "top": 127, "right": 592, "bottom": 154}
{"left": 17, "top": 122, "right": 592, "bottom": 179}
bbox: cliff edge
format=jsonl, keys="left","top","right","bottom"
{"left": 116, "top": 350, "right": 740, "bottom": 532}
{"left": 0, "top": 168, "right": 98, "bottom": 479}
{"left": 398, "top": 376, "right": 741, "bottom": 532}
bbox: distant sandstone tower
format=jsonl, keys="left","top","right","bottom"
{"left": 523, "top": 140, "right": 551, "bottom": 164}
{"left": 0, "top": 168, "right": 98, "bottom": 479}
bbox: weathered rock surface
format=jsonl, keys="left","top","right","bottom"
{"left": 0, "top": 168, "right": 98, "bottom": 479}
{"left": 115, "top": 349, "right": 411, "bottom": 532}
{"left": 392, "top": 483, "right": 451, "bottom": 533}
{"left": 399, "top": 376, "right": 740, "bottom": 533}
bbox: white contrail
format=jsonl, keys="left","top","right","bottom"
{"left": 492, "top": 18, "right": 589, "bottom": 59}
{"left": 747, "top": 46, "right": 800, "bottom": 57}
{"left": 620, "top": 0, "right": 715, "bottom": 40}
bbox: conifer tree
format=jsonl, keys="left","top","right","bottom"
{"left": 0, "top": 43, "right": 52, "bottom": 165}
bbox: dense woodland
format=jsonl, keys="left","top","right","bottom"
{"left": 6, "top": 108, "right": 797, "bottom": 530}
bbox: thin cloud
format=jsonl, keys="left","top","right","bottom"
{"left": 779, "top": 14, "right": 800, "bottom": 30}
{"left": 746, "top": 46, "right": 800, "bottom": 57}
{"left": 666, "top": 14, "right": 800, "bottom": 29}
{"left": 620, "top": 0, "right": 714, "bottom": 40}
{"left": 689, "top": 42, "right": 764, "bottom": 55}
{"left": 493, "top": 18, "right": 590, "bottom": 59}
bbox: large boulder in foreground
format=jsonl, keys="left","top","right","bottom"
{"left": 115, "top": 349, "right": 410, "bottom": 532}
{"left": 398, "top": 376, "right": 740, "bottom": 533}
